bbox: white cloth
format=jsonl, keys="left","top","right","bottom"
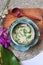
{"left": 20, "top": 51, "right": 43, "bottom": 65}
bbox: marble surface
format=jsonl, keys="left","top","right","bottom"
{"left": 11, "top": 41, "right": 43, "bottom": 61}
{"left": 0, "top": 0, "right": 43, "bottom": 61}
{"left": 0, "top": 0, "right": 43, "bottom": 12}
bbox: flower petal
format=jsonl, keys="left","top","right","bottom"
{"left": 7, "top": 39, "right": 10, "bottom": 44}
{"left": 3, "top": 28, "right": 7, "bottom": 32}
{"left": 0, "top": 31, "right": 2, "bottom": 36}
{"left": 0, "top": 38, "right": 4, "bottom": 44}
{"left": 3, "top": 33, "right": 8, "bottom": 39}
{"left": 0, "top": 28, "right": 10, "bottom": 48}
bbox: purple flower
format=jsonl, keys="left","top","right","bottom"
{"left": 0, "top": 28, "right": 7, "bottom": 36}
{"left": 0, "top": 27, "right": 10, "bottom": 48}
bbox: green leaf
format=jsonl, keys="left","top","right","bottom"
{"left": 27, "top": 35, "right": 31, "bottom": 38}
{"left": 1, "top": 47, "right": 20, "bottom": 65}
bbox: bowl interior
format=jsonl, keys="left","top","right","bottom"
{"left": 11, "top": 22, "right": 35, "bottom": 46}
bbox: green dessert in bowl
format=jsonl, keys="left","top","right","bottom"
{"left": 9, "top": 18, "right": 40, "bottom": 51}
{"left": 12, "top": 23, "right": 35, "bottom": 46}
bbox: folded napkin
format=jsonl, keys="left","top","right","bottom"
{"left": 3, "top": 8, "right": 43, "bottom": 40}
{"left": 20, "top": 51, "right": 43, "bottom": 65}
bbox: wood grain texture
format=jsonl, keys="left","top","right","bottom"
{"left": 3, "top": 8, "right": 43, "bottom": 41}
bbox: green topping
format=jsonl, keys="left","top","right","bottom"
{"left": 27, "top": 35, "right": 31, "bottom": 38}
{"left": 28, "top": 29, "right": 31, "bottom": 33}
{"left": 12, "top": 23, "right": 34, "bottom": 45}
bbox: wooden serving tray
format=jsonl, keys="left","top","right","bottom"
{"left": 3, "top": 8, "right": 43, "bottom": 41}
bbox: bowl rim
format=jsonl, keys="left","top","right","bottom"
{"left": 10, "top": 22, "right": 35, "bottom": 46}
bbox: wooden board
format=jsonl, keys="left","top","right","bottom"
{"left": 3, "top": 8, "right": 43, "bottom": 41}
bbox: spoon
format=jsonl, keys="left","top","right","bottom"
{"left": 12, "top": 8, "right": 41, "bottom": 21}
